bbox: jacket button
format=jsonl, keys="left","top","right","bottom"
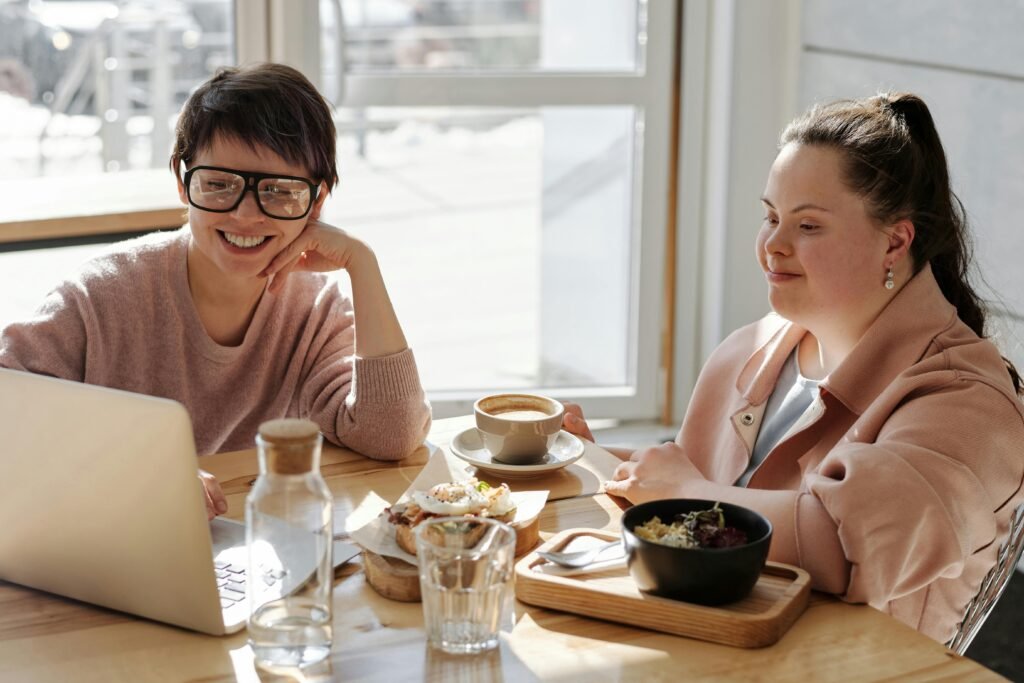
{"left": 740, "top": 413, "right": 755, "bottom": 426}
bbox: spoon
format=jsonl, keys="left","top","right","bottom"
{"left": 536, "top": 539, "right": 622, "bottom": 568}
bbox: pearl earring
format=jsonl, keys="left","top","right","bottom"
{"left": 885, "top": 266, "right": 895, "bottom": 290}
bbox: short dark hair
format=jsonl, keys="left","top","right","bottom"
{"left": 170, "top": 63, "right": 338, "bottom": 189}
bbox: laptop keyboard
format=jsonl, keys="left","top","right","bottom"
{"left": 214, "top": 560, "right": 247, "bottom": 609}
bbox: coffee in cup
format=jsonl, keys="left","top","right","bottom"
{"left": 474, "top": 394, "right": 564, "bottom": 464}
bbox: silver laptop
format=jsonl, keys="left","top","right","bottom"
{"left": 0, "top": 368, "right": 359, "bottom": 635}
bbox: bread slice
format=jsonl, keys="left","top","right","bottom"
{"left": 395, "top": 522, "right": 418, "bottom": 556}
{"left": 489, "top": 508, "right": 517, "bottom": 524}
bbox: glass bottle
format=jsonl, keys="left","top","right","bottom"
{"left": 246, "top": 418, "right": 333, "bottom": 669}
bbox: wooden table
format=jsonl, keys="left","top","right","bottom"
{"left": 0, "top": 417, "right": 1005, "bottom": 682}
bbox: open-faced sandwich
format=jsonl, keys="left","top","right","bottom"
{"left": 386, "top": 478, "right": 517, "bottom": 555}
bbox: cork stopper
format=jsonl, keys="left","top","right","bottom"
{"left": 257, "top": 418, "right": 321, "bottom": 474}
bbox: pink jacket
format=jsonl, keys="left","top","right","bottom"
{"left": 675, "top": 264, "right": 1024, "bottom": 642}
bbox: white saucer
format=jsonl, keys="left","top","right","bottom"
{"left": 449, "top": 428, "right": 585, "bottom": 478}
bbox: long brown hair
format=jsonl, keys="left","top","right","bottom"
{"left": 781, "top": 92, "right": 1021, "bottom": 394}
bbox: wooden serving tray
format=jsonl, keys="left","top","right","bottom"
{"left": 515, "top": 528, "right": 811, "bottom": 648}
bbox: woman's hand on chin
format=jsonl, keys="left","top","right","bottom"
{"left": 603, "top": 442, "right": 704, "bottom": 504}
{"left": 260, "top": 219, "right": 370, "bottom": 294}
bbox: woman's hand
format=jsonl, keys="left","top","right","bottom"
{"left": 603, "top": 442, "right": 705, "bottom": 504}
{"left": 199, "top": 469, "right": 227, "bottom": 520}
{"left": 261, "top": 218, "right": 409, "bottom": 358}
{"left": 261, "top": 219, "right": 368, "bottom": 294}
{"left": 562, "top": 402, "right": 595, "bottom": 442}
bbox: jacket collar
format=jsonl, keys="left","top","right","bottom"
{"left": 734, "top": 318, "right": 805, "bottom": 406}
{"left": 736, "top": 263, "right": 957, "bottom": 415}
{"left": 825, "top": 263, "right": 956, "bottom": 414}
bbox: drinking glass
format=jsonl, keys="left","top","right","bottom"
{"left": 415, "top": 516, "right": 516, "bottom": 655}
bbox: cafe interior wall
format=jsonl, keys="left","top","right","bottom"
{"left": 670, "top": 0, "right": 800, "bottom": 424}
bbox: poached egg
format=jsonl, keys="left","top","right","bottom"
{"left": 411, "top": 479, "right": 515, "bottom": 517}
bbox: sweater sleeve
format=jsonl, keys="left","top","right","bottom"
{"left": 0, "top": 281, "right": 90, "bottom": 380}
{"left": 803, "top": 379, "right": 1024, "bottom": 607}
{"left": 297, "top": 292, "right": 431, "bottom": 461}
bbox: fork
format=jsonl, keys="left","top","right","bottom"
{"left": 536, "top": 539, "right": 623, "bottom": 568}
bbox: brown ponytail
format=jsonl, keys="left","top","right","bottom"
{"left": 781, "top": 93, "right": 1022, "bottom": 395}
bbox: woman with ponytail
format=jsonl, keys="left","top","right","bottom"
{"left": 564, "top": 93, "right": 1024, "bottom": 643}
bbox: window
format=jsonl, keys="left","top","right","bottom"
{"left": 0, "top": 0, "right": 233, "bottom": 328}
{"left": 0, "top": 0, "right": 233, "bottom": 179}
{"left": 3, "top": 0, "right": 677, "bottom": 423}
{"left": 300, "top": 0, "right": 677, "bottom": 418}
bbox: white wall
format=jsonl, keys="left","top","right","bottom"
{"left": 672, "top": 0, "right": 800, "bottom": 422}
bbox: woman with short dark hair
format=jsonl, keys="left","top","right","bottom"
{"left": 0, "top": 63, "right": 431, "bottom": 518}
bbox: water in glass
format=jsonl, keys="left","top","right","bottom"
{"left": 416, "top": 517, "right": 516, "bottom": 655}
{"left": 248, "top": 596, "right": 332, "bottom": 667}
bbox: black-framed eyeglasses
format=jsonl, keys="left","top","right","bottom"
{"left": 183, "top": 166, "right": 319, "bottom": 220}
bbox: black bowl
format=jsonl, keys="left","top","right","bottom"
{"left": 621, "top": 499, "right": 772, "bottom": 606}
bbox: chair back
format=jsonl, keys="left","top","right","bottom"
{"left": 946, "top": 503, "right": 1024, "bottom": 655}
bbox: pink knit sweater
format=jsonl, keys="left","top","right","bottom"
{"left": 0, "top": 228, "right": 431, "bottom": 458}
